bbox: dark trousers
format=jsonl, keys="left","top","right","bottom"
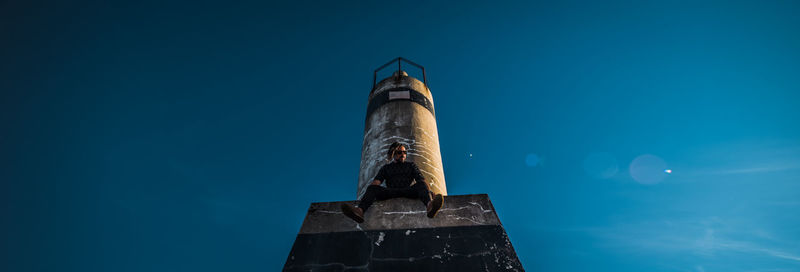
{"left": 358, "top": 182, "right": 432, "bottom": 212}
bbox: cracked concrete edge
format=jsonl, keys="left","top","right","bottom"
{"left": 298, "top": 194, "right": 502, "bottom": 234}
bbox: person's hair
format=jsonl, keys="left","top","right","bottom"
{"left": 387, "top": 142, "right": 408, "bottom": 160}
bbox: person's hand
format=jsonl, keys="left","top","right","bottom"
{"left": 371, "top": 180, "right": 381, "bottom": 186}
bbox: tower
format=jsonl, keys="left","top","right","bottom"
{"left": 283, "top": 58, "right": 525, "bottom": 271}
{"left": 358, "top": 58, "right": 446, "bottom": 199}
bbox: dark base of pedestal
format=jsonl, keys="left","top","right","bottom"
{"left": 284, "top": 225, "right": 524, "bottom": 272}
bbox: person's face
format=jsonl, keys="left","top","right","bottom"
{"left": 394, "top": 146, "right": 407, "bottom": 162}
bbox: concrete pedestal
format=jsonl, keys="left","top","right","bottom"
{"left": 283, "top": 194, "right": 525, "bottom": 271}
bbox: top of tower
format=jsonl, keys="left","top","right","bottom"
{"left": 392, "top": 70, "right": 409, "bottom": 78}
{"left": 373, "top": 57, "right": 427, "bottom": 91}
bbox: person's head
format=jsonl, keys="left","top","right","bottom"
{"left": 387, "top": 142, "right": 408, "bottom": 163}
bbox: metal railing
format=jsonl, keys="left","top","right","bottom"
{"left": 373, "top": 57, "right": 427, "bottom": 88}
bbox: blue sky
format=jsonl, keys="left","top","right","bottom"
{"left": 2, "top": 0, "right": 799, "bottom": 271}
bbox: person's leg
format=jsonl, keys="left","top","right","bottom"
{"left": 342, "top": 185, "right": 388, "bottom": 223}
{"left": 410, "top": 181, "right": 432, "bottom": 206}
{"left": 363, "top": 186, "right": 421, "bottom": 210}
{"left": 410, "top": 182, "right": 443, "bottom": 218}
{"left": 357, "top": 184, "right": 387, "bottom": 212}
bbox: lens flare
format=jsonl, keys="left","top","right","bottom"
{"left": 629, "top": 154, "right": 669, "bottom": 184}
{"left": 525, "top": 153, "right": 541, "bottom": 167}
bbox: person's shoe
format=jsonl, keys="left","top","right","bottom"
{"left": 427, "top": 194, "right": 444, "bottom": 218}
{"left": 341, "top": 203, "right": 364, "bottom": 223}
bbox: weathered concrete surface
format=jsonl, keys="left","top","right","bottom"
{"left": 299, "top": 194, "right": 500, "bottom": 234}
{"left": 284, "top": 194, "right": 525, "bottom": 271}
{"left": 358, "top": 72, "right": 447, "bottom": 199}
{"left": 284, "top": 225, "right": 523, "bottom": 272}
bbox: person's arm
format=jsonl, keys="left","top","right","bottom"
{"left": 411, "top": 162, "right": 425, "bottom": 184}
{"left": 372, "top": 165, "right": 386, "bottom": 186}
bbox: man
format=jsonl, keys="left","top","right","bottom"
{"left": 341, "top": 142, "right": 444, "bottom": 223}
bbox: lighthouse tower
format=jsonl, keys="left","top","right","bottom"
{"left": 283, "top": 58, "right": 525, "bottom": 272}
{"left": 358, "top": 58, "right": 446, "bottom": 199}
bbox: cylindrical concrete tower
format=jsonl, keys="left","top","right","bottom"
{"left": 357, "top": 58, "right": 447, "bottom": 199}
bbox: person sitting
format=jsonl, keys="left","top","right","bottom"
{"left": 341, "top": 142, "right": 444, "bottom": 223}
